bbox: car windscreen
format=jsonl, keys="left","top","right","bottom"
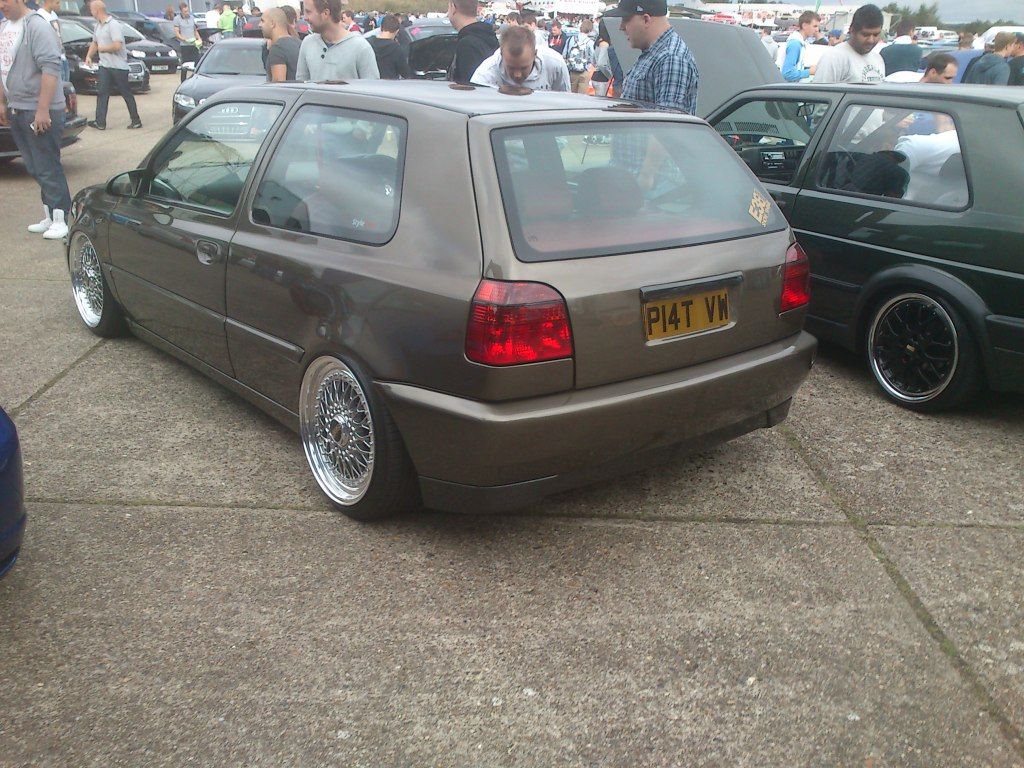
{"left": 491, "top": 120, "right": 786, "bottom": 262}
{"left": 59, "top": 19, "right": 94, "bottom": 43}
{"left": 119, "top": 21, "right": 143, "bottom": 41}
{"left": 198, "top": 45, "right": 267, "bottom": 76}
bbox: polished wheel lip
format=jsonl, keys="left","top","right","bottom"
{"left": 868, "top": 292, "right": 958, "bottom": 403}
{"left": 69, "top": 231, "right": 104, "bottom": 328}
{"left": 299, "top": 357, "right": 375, "bottom": 506}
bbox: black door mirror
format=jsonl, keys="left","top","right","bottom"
{"left": 107, "top": 168, "right": 151, "bottom": 197}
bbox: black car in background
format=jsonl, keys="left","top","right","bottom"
{"left": 59, "top": 18, "right": 150, "bottom": 93}
{"left": 64, "top": 15, "right": 179, "bottom": 74}
{"left": 0, "top": 81, "right": 86, "bottom": 163}
{"left": 172, "top": 37, "right": 266, "bottom": 123}
{"left": 708, "top": 83, "right": 1024, "bottom": 410}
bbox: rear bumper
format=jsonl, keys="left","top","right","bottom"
{"left": 379, "top": 331, "right": 817, "bottom": 513}
{"left": 0, "top": 514, "right": 26, "bottom": 579}
{"left": 986, "top": 315, "right": 1024, "bottom": 393}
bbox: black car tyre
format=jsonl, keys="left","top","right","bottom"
{"left": 866, "top": 291, "right": 980, "bottom": 412}
{"left": 299, "top": 355, "right": 419, "bottom": 521}
{"left": 68, "top": 231, "right": 126, "bottom": 337}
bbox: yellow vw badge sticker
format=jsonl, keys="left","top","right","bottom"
{"left": 749, "top": 190, "right": 771, "bottom": 227}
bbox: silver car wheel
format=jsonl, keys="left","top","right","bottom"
{"left": 69, "top": 232, "right": 104, "bottom": 328}
{"left": 300, "top": 357, "right": 375, "bottom": 506}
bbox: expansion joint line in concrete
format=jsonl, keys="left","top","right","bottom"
{"left": 9, "top": 339, "right": 107, "bottom": 419}
{"left": 779, "top": 424, "right": 1024, "bottom": 760}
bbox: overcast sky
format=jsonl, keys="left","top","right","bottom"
{"left": 935, "top": 0, "right": 1020, "bottom": 23}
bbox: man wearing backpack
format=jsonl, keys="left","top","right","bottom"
{"left": 563, "top": 17, "right": 594, "bottom": 93}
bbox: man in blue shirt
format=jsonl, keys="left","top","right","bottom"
{"left": 781, "top": 10, "right": 819, "bottom": 81}
{"left": 604, "top": 0, "right": 699, "bottom": 114}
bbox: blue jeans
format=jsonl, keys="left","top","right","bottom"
{"left": 9, "top": 108, "right": 73, "bottom": 214}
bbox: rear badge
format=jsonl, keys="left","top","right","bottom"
{"left": 749, "top": 190, "right": 770, "bottom": 227}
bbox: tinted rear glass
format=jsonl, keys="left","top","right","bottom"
{"left": 491, "top": 121, "right": 786, "bottom": 262}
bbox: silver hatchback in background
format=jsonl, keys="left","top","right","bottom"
{"left": 66, "top": 82, "right": 816, "bottom": 520}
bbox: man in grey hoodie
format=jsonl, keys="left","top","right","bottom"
{"left": 0, "top": 0, "right": 72, "bottom": 240}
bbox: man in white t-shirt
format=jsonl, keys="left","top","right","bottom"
{"left": 471, "top": 25, "right": 570, "bottom": 91}
{"left": 814, "top": 3, "right": 886, "bottom": 83}
{"left": 35, "top": 0, "right": 68, "bottom": 82}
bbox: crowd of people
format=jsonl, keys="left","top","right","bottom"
{"left": 2, "top": 0, "right": 1023, "bottom": 245}
{"left": 772, "top": 5, "right": 1024, "bottom": 85}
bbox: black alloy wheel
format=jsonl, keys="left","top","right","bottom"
{"left": 867, "top": 292, "right": 980, "bottom": 412}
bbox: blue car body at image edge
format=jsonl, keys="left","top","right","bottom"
{"left": 0, "top": 407, "right": 25, "bottom": 578}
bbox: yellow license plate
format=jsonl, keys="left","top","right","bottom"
{"left": 643, "top": 289, "right": 731, "bottom": 341}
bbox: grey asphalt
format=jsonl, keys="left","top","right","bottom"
{"left": 1, "top": 75, "right": 1023, "bottom": 767}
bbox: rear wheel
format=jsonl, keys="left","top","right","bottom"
{"left": 68, "top": 231, "right": 126, "bottom": 337}
{"left": 866, "top": 292, "right": 980, "bottom": 412}
{"left": 299, "top": 356, "right": 419, "bottom": 521}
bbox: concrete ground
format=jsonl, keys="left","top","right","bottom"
{"left": 1, "top": 75, "right": 1023, "bottom": 768}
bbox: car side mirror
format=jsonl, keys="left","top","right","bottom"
{"left": 107, "top": 168, "right": 150, "bottom": 197}
{"left": 797, "top": 103, "right": 816, "bottom": 118}
{"left": 181, "top": 61, "right": 195, "bottom": 82}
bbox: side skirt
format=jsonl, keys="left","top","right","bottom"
{"left": 128, "top": 319, "right": 300, "bottom": 434}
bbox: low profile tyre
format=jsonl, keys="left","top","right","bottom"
{"left": 68, "top": 230, "right": 126, "bottom": 338}
{"left": 866, "top": 292, "right": 980, "bottom": 412}
{"left": 299, "top": 356, "right": 419, "bottom": 521}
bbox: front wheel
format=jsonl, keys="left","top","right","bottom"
{"left": 68, "top": 230, "right": 126, "bottom": 337}
{"left": 299, "top": 356, "right": 419, "bottom": 521}
{"left": 866, "top": 292, "right": 980, "bottom": 412}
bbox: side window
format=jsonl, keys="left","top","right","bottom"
{"left": 251, "top": 105, "right": 406, "bottom": 246}
{"left": 147, "top": 102, "right": 283, "bottom": 214}
{"left": 816, "top": 105, "right": 968, "bottom": 209}
{"left": 712, "top": 99, "right": 829, "bottom": 185}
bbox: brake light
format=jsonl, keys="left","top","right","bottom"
{"left": 780, "top": 242, "right": 811, "bottom": 313}
{"left": 466, "top": 279, "right": 573, "bottom": 366}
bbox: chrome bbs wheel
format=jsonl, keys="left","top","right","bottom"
{"left": 300, "top": 357, "right": 375, "bottom": 506}
{"left": 868, "top": 293, "right": 958, "bottom": 404}
{"left": 70, "top": 232, "right": 104, "bottom": 328}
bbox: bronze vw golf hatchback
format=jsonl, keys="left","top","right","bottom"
{"left": 66, "top": 81, "right": 816, "bottom": 520}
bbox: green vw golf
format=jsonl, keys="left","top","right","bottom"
{"left": 710, "top": 83, "right": 1024, "bottom": 411}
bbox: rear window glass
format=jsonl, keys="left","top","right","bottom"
{"left": 491, "top": 121, "right": 786, "bottom": 262}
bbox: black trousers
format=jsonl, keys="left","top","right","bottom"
{"left": 95, "top": 66, "right": 140, "bottom": 126}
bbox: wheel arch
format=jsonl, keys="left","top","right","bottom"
{"left": 853, "top": 264, "right": 995, "bottom": 383}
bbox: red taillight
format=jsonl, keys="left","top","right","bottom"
{"left": 466, "top": 279, "right": 573, "bottom": 366}
{"left": 780, "top": 242, "right": 811, "bottom": 313}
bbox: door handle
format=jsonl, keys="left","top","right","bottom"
{"left": 195, "top": 240, "right": 222, "bottom": 266}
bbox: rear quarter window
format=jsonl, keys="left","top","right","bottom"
{"left": 491, "top": 121, "right": 786, "bottom": 263}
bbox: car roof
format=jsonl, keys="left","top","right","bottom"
{"left": 262, "top": 79, "right": 706, "bottom": 118}
{"left": 211, "top": 36, "right": 270, "bottom": 48}
{"left": 744, "top": 82, "right": 1024, "bottom": 108}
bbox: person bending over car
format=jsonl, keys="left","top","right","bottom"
{"left": 471, "top": 25, "right": 570, "bottom": 91}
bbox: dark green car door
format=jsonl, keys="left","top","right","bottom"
{"left": 786, "top": 93, "right": 980, "bottom": 336}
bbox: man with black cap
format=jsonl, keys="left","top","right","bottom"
{"left": 604, "top": 0, "right": 699, "bottom": 114}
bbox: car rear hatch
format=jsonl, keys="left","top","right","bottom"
{"left": 470, "top": 112, "right": 804, "bottom": 390}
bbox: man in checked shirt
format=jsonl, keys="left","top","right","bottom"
{"left": 604, "top": 0, "right": 699, "bottom": 191}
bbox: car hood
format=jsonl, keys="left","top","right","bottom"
{"left": 609, "top": 19, "right": 782, "bottom": 118}
{"left": 177, "top": 72, "right": 267, "bottom": 101}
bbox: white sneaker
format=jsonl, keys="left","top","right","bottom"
{"left": 27, "top": 205, "right": 52, "bottom": 234}
{"left": 43, "top": 209, "right": 68, "bottom": 241}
